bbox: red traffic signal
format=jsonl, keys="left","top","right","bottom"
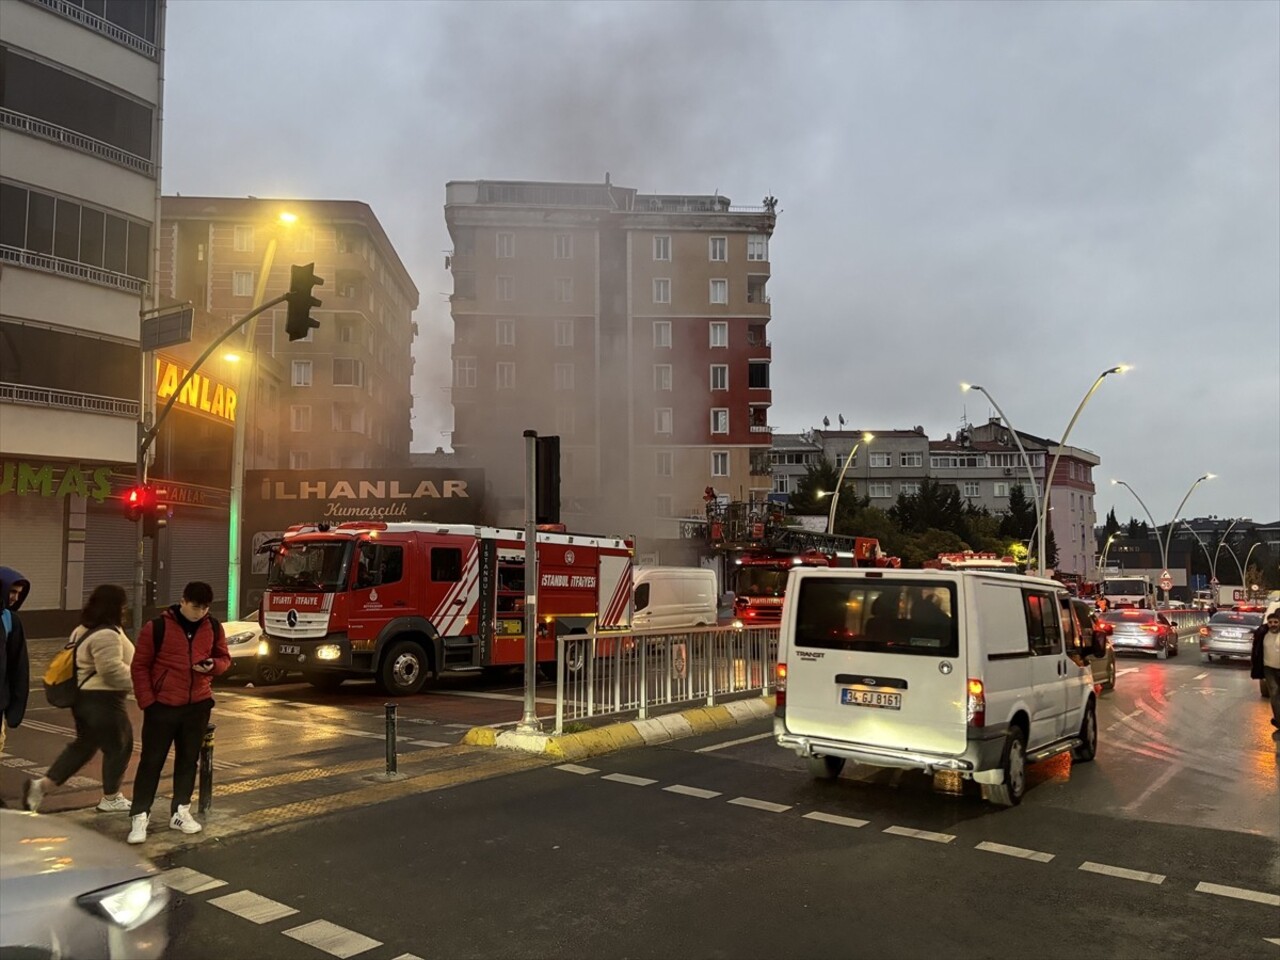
{"left": 124, "top": 485, "right": 157, "bottom": 522}
{"left": 285, "top": 262, "right": 323, "bottom": 342}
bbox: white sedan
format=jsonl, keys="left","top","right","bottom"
{"left": 219, "top": 611, "right": 294, "bottom": 686}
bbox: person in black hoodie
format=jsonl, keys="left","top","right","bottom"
{"left": 1, "top": 566, "right": 32, "bottom": 759}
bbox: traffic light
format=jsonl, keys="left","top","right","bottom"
{"left": 535, "top": 434, "right": 561, "bottom": 525}
{"left": 124, "top": 485, "right": 156, "bottom": 522}
{"left": 285, "top": 262, "right": 323, "bottom": 342}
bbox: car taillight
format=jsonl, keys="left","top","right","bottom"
{"left": 1142, "top": 624, "right": 1160, "bottom": 634}
{"left": 775, "top": 662, "right": 787, "bottom": 712}
{"left": 966, "top": 678, "right": 985, "bottom": 728}
{"left": 1198, "top": 626, "right": 1209, "bottom": 637}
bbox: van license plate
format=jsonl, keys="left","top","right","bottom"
{"left": 841, "top": 688, "right": 901, "bottom": 709}
{"left": 279, "top": 644, "right": 300, "bottom": 655}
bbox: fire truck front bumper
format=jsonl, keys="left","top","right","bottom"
{"left": 262, "top": 634, "right": 354, "bottom": 671}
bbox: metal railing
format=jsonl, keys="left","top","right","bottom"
{"left": 0, "top": 381, "right": 140, "bottom": 418}
{"left": 0, "top": 109, "right": 154, "bottom": 176}
{"left": 25, "top": 0, "right": 159, "bottom": 58}
{"left": 0, "top": 244, "right": 144, "bottom": 294}
{"left": 554, "top": 625, "right": 778, "bottom": 735}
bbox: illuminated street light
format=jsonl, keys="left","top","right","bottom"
{"left": 222, "top": 352, "right": 242, "bottom": 363}
{"left": 827, "top": 433, "right": 873, "bottom": 535}
{"left": 1038, "top": 365, "right": 1130, "bottom": 575}
{"left": 1112, "top": 474, "right": 1213, "bottom": 603}
{"left": 1097, "top": 532, "right": 1118, "bottom": 572}
{"left": 961, "top": 383, "right": 1042, "bottom": 566}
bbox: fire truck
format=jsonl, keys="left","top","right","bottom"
{"left": 259, "top": 521, "right": 633, "bottom": 695}
{"left": 922, "top": 551, "right": 1021, "bottom": 573}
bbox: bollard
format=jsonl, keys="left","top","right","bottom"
{"left": 384, "top": 702, "right": 398, "bottom": 776}
{"left": 197, "top": 723, "right": 216, "bottom": 816}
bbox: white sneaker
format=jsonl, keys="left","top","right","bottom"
{"left": 127, "top": 813, "right": 149, "bottom": 844}
{"left": 97, "top": 794, "right": 131, "bottom": 812}
{"left": 22, "top": 778, "right": 44, "bottom": 813}
{"left": 170, "top": 804, "right": 203, "bottom": 834}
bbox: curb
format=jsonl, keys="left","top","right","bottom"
{"left": 462, "top": 695, "right": 775, "bottom": 760}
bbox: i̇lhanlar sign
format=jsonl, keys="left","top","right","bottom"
{"left": 0, "top": 460, "right": 116, "bottom": 502}
{"left": 155, "top": 355, "right": 237, "bottom": 425}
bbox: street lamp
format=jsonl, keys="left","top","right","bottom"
{"left": 1097, "top": 532, "right": 1117, "bottom": 572}
{"left": 1038, "top": 365, "right": 1130, "bottom": 576}
{"left": 1223, "top": 541, "right": 1264, "bottom": 595}
{"left": 960, "top": 383, "right": 1042, "bottom": 561}
{"left": 1211, "top": 518, "right": 1241, "bottom": 588}
{"left": 228, "top": 210, "right": 298, "bottom": 617}
{"left": 827, "top": 433, "right": 873, "bottom": 534}
{"left": 1112, "top": 474, "right": 1214, "bottom": 603}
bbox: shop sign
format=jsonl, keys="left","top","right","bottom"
{"left": 155, "top": 356, "right": 237, "bottom": 425}
{"left": 0, "top": 460, "right": 114, "bottom": 502}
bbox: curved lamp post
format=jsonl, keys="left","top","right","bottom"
{"left": 827, "top": 433, "right": 874, "bottom": 534}
{"left": 961, "top": 383, "right": 1042, "bottom": 562}
{"left": 1113, "top": 474, "right": 1214, "bottom": 603}
{"left": 1211, "top": 518, "right": 1241, "bottom": 586}
{"left": 1097, "top": 532, "right": 1117, "bottom": 572}
{"left": 1222, "top": 541, "right": 1264, "bottom": 595}
{"left": 1038, "top": 366, "right": 1129, "bottom": 575}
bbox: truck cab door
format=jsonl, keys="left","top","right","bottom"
{"left": 348, "top": 542, "right": 408, "bottom": 647}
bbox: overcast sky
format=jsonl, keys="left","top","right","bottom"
{"left": 163, "top": 0, "right": 1279, "bottom": 526}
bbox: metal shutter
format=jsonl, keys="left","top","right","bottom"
{"left": 83, "top": 501, "right": 152, "bottom": 606}
{"left": 165, "top": 511, "right": 230, "bottom": 617}
{"left": 0, "top": 495, "right": 65, "bottom": 611}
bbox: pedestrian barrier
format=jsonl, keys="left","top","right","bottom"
{"left": 197, "top": 723, "right": 216, "bottom": 815}
{"left": 553, "top": 625, "right": 778, "bottom": 736}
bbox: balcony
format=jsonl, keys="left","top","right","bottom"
{"left": 1, "top": 381, "right": 139, "bottom": 418}
{"left": 0, "top": 244, "right": 144, "bottom": 294}
{"left": 25, "top": 0, "right": 159, "bottom": 58}
{"left": 0, "top": 109, "right": 154, "bottom": 176}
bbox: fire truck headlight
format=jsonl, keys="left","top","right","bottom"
{"left": 315, "top": 644, "right": 342, "bottom": 661}
{"left": 257, "top": 640, "right": 270, "bottom": 657}
{"left": 732, "top": 619, "right": 745, "bottom": 630}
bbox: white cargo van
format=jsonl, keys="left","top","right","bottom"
{"left": 631, "top": 567, "right": 719, "bottom": 630}
{"left": 774, "top": 568, "right": 1105, "bottom": 806}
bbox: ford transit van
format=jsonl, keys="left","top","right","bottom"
{"left": 774, "top": 568, "right": 1105, "bottom": 806}
{"left": 632, "top": 567, "right": 719, "bottom": 630}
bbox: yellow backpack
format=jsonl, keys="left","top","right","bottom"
{"left": 43, "top": 630, "right": 93, "bottom": 708}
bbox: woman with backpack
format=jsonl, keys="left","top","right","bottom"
{"left": 23, "top": 584, "right": 135, "bottom": 813}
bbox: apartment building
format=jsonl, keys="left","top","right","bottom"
{"left": 445, "top": 178, "right": 777, "bottom": 539}
{"left": 0, "top": 0, "right": 165, "bottom": 632}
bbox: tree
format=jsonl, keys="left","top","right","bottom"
{"left": 1103, "top": 508, "right": 1121, "bottom": 539}
{"left": 1126, "top": 517, "right": 1148, "bottom": 538}
{"left": 787, "top": 456, "right": 840, "bottom": 515}
{"left": 889, "top": 478, "right": 967, "bottom": 537}
{"left": 998, "top": 483, "right": 1036, "bottom": 541}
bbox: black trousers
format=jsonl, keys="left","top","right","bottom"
{"left": 47, "top": 691, "right": 133, "bottom": 794}
{"left": 130, "top": 699, "right": 213, "bottom": 818}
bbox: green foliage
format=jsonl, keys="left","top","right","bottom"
{"left": 998, "top": 484, "right": 1036, "bottom": 540}
{"left": 1126, "top": 517, "right": 1148, "bottom": 538}
{"left": 1103, "top": 508, "right": 1121, "bottom": 539}
{"left": 787, "top": 456, "right": 840, "bottom": 515}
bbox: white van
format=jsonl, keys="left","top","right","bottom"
{"left": 774, "top": 568, "right": 1105, "bottom": 806}
{"left": 631, "top": 567, "right": 719, "bottom": 631}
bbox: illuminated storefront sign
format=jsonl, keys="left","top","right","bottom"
{"left": 155, "top": 356, "right": 237, "bottom": 424}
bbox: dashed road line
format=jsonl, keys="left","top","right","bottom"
{"left": 209, "top": 889, "right": 299, "bottom": 924}
{"left": 555, "top": 763, "right": 599, "bottom": 775}
{"left": 1264, "top": 937, "right": 1280, "bottom": 947}
{"left": 1122, "top": 763, "right": 1180, "bottom": 812}
{"left": 1194, "top": 881, "right": 1280, "bottom": 907}
{"left": 601, "top": 772, "right": 657, "bottom": 786}
{"left": 283, "top": 919, "right": 382, "bottom": 958}
{"left": 1115, "top": 667, "right": 1139, "bottom": 676}
{"left": 884, "top": 825, "right": 955, "bottom": 844}
{"left": 976, "top": 841, "right": 1054, "bottom": 863}
{"left": 405, "top": 739, "right": 451, "bottom": 748}
{"left": 803, "top": 811, "right": 868, "bottom": 828}
{"left": 1192, "top": 672, "right": 1208, "bottom": 680}
{"left": 664, "top": 784, "right": 721, "bottom": 799}
{"left": 694, "top": 732, "right": 773, "bottom": 753}
{"left": 1079, "top": 861, "right": 1165, "bottom": 884}
{"left": 728, "top": 796, "right": 792, "bottom": 813}
{"left": 160, "top": 867, "right": 227, "bottom": 895}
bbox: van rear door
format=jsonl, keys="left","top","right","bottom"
{"left": 783, "top": 572, "right": 967, "bottom": 756}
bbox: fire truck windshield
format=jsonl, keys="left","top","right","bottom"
{"left": 734, "top": 567, "right": 788, "bottom": 597}
{"left": 268, "top": 541, "right": 353, "bottom": 592}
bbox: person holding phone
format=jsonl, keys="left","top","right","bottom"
{"left": 128, "top": 581, "right": 230, "bottom": 844}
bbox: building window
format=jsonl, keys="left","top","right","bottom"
{"left": 554, "top": 234, "right": 572, "bottom": 260}
{"left": 555, "top": 318, "right": 574, "bottom": 347}
{"left": 233, "top": 225, "right": 254, "bottom": 252}
{"left": 931, "top": 454, "right": 986, "bottom": 469}
{"left": 232, "top": 271, "right": 254, "bottom": 297}
{"left": 656, "top": 495, "right": 673, "bottom": 518}
{"left": 291, "top": 360, "right": 312, "bottom": 387}
{"left": 554, "top": 363, "right": 574, "bottom": 391}
{"left": 290, "top": 405, "right": 311, "bottom": 432}
{"left": 653, "top": 235, "right": 671, "bottom": 261}
{"left": 656, "top": 450, "right": 673, "bottom": 477}
{"left": 653, "top": 278, "right": 671, "bottom": 304}
{"left": 496, "top": 362, "right": 516, "bottom": 390}
{"left": 963, "top": 481, "right": 981, "bottom": 498}
{"left": 900, "top": 481, "right": 921, "bottom": 496}
{"left": 289, "top": 450, "right": 310, "bottom": 469}
{"left": 496, "top": 319, "right": 515, "bottom": 346}
{"left": 773, "top": 475, "right": 788, "bottom": 494}
{"left": 748, "top": 361, "right": 770, "bottom": 389}
{"left": 870, "top": 452, "right": 891, "bottom": 468}
{"left": 294, "top": 228, "right": 314, "bottom": 254}
{"left": 710, "top": 322, "right": 728, "bottom": 348}
{"left": 333, "top": 358, "right": 365, "bottom": 387}
{"left": 747, "top": 234, "right": 769, "bottom": 261}
{"left": 339, "top": 323, "right": 356, "bottom": 343}
{"left": 869, "top": 482, "right": 892, "bottom": 498}
{"left": 710, "top": 365, "right": 728, "bottom": 390}
{"left": 655, "top": 408, "right": 673, "bottom": 435}
{"left": 453, "top": 271, "right": 476, "bottom": 300}
{"left": 496, "top": 276, "right": 514, "bottom": 301}
{"left": 900, "top": 452, "right": 923, "bottom": 468}
{"left": 554, "top": 278, "right": 573, "bottom": 303}
{"left": 496, "top": 232, "right": 514, "bottom": 258}
{"left": 710, "top": 279, "right": 728, "bottom": 304}
{"left": 654, "top": 364, "right": 672, "bottom": 391}
{"left": 709, "top": 236, "right": 727, "bottom": 262}
{"left": 994, "top": 482, "right": 1010, "bottom": 498}
{"left": 454, "top": 357, "right": 476, "bottom": 388}
{"left": 654, "top": 321, "right": 672, "bottom": 348}
{"left": 712, "top": 451, "right": 729, "bottom": 477}
{"left": 556, "top": 406, "right": 575, "bottom": 437}
{"left": 711, "top": 409, "right": 729, "bottom": 434}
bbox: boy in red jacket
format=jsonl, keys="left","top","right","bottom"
{"left": 128, "top": 581, "right": 230, "bottom": 844}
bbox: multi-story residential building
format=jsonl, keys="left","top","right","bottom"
{"left": 0, "top": 0, "right": 165, "bottom": 632}
{"left": 445, "top": 178, "right": 777, "bottom": 540}
{"left": 767, "top": 433, "right": 823, "bottom": 500}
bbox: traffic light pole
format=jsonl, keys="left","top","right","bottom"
{"left": 130, "top": 294, "right": 288, "bottom": 632}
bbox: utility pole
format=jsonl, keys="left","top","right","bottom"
{"left": 517, "top": 430, "right": 541, "bottom": 734}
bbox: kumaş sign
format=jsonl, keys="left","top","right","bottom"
{"left": 155, "top": 356, "right": 237, "bottom": 425}
{"left": 0, "top": 461, "right": 114, "bottom": 502}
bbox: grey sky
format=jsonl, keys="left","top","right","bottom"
{"left": 163, "top": 0, "right": 1279, "bottom": 525}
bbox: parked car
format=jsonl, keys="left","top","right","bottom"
{"left": 219, "top": 609, "right": 293, "bottom": 686}
{"left": 1199, "top": 610, "right": 1263, "bottom": 665}
{"left": 0, "top": 809, "right": 170, "bottom": 958}
{"left": 1101, "top": 609, "right": 1180, "bottom": 659}
{"left": 1066, "top": 598, "right": 1116, "bottom": 691}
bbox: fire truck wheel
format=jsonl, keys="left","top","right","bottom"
{"left": 379, "top": 639, "right": 431, "bottom": 696}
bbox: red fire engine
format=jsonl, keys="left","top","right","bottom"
{"left": 922, "top": 551, "right": 1020, "bottom": 573}
{"left": 260, "top": 521, "right": 633, "bottom": 695}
